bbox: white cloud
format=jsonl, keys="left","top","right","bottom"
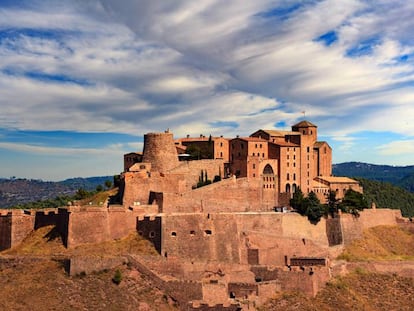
{"left": 377, "top": 140, "right": 414, "bottom": 156}
{"left": 1, "top": 0, "right": 414, "bottom": 179}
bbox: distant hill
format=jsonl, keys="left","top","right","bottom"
{"left": 333, "top": 162, "right": 414, "bottom": 192}
{"left": 0, "top": 176, "right": 113, "bottom": 208}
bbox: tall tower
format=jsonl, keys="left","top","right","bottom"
{"left": 292, "top": 120, "right": 317, "bottom": 194}
{"left": 142, "top": 131, "right": 179, "bottom": 173}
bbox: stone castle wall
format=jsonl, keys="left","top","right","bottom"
{"left": 66, "top": 206, "right": 140, "bottom": 248}
{"left": 162, "top": 177, "right": 270, "bottom": 214}
{"left": 141, "top": 212, "right": 332, "bottom": 266}
{"left": 340, "top": 208, "right": 402, "bottom": 245}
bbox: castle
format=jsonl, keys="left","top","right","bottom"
{"left": 0, "top": 120, "right": 410, "bottom": 310}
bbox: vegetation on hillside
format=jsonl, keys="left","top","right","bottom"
{"left": 356, "top": 178, "right": 414, "bottom": 217}
{"left": 0, "top": 176, "right": 115, "bottom": 208}
{"left": 290, "top": 188, "right": 369, "bottom": 222}
{"left": 333, "top": 161, "right": 414, "bottom": 192}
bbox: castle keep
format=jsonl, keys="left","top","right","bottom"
{"left": 0, "top": 120, "right": 410, "bottom": 309}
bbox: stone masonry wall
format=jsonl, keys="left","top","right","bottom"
{"left": 162, "top": 177, "right": 268, "bottom": 214}
{"left": 67, "top": 207, "right": 140, "bottom": 248}
{"left": 157, "top": 212, "right": 331, "bottom": 266}
{"left": 142, "top": 132, "right": 179, "bottom": 173}
{"left": 11, "top": 210, "right": 35, "bottom": 247}
{"left": 340, "top": 208, "right": 402, "bottom": 245}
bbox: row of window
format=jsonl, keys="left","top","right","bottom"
{"left": 287, "top": 173, "right": 296, "bottom": 181}
{"left": 170, "top": 230, "right": 213, "bottom": 237}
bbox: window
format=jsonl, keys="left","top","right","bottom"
{"left": 220, "top": 152, "right": 223, "bottom": 157}
{"left": 190, "top": 230, "right": 195, "bottom": 236}
{"left": 253, "top": 173, "right": 255, "bottom": 177}
{"left": 253, "top": 164, "right": 256, "bottom": 169}
{"left": 293, "top": 162, "right": 296, "bottom": 167}
{"left": 307, "top": 146, "right": 310, "bottom": 152}
{"left": 260, "top": 144, "right": 262, "bottom": 148}
{"left": 220, "top": 142, "right": 223, "bottom": 147}
{"left": 171, "top": 232, "right": 177, "bottom": 237}
{"left": 287, "top": 173, "right": 290, "bottom": 180}
{"left": 149, "top": 231, "right": 155, "bottom": 238}
{"left": 255, "top": 144, "right": 257, "bottom": 148}
{"left": 293, "top": 173, "right": 296, "bottom": 180}
{"left": 204, "top": 230, "right": 212, "bottom": 236}
{"left": 241, "top": 143, "right": 244, "bottom": 149}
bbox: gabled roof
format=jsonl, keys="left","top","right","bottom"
{"left": 316, "top": 176, "right": 359, "bottom": 184}
{"left": 252, "top": 129, "right": 298, "bottom": 137}
{"left": 314, "top": 141, "right": 331, "bottom": 148}
{"left": 292, "top": 120, "right": 317, "bottom": 128}
{"left": 232, "top": 136, "right": 268, "bottom": 142}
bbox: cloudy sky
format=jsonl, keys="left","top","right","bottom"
{"left": 1, "top": 0, "right": 414, "bottom": 180}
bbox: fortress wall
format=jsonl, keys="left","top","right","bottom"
{"left": 281, "top": 213, "right": 329, "bottom": 247}
{"left": 67, "top": 208, "right": 139, "bottom": 248}
{"left": 276, "top": 267, "right": 330, "bottom": 297}
{"left": 122, "top": 171, "right": 188, "bottom": 208}
{"left": 340, "top": 208, "right": 402, "bottom": 245}
{"left": 11, "top": 210, "right": 35, "bottom": 247}
{"left": 161, "top": 213, "right": 241, "bottom": 263}
{"left": 0, "top": 212, "right": 12, "bottom": 251}
{"left": 158, "top": 212, "right": 331, "bottom": 266}
{"left": 170, "top": 159, "right": 225, "bottom": 185}
{"left": 162, "top": 178, "right": 267, "bottom": 214}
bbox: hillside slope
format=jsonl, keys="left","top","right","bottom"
{"left": 0, "top": 176, "right": 112, "bottom": 208}
{"left": 0, "top": 226, "right": 176, "bottom": 311}
{"left": 356, "top": 178, "right": 414, "bottom": 217}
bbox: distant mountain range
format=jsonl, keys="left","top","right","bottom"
{"left": 0, "top": 176, "right": 112, "bottom": 208}
{"left": 333, "top": 162, "right": 414, "bottom": 192}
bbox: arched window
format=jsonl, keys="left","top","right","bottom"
{"left": 263, "top": 164, "right": 274, "bottom": 174}
{"left": 286, "top": 184, "right": 291, "bottom": 193}
{"left": 263, "top": 164, "right": 275, "bottom": 191}
{"left": 292, "top": 183, "right": 297, "bottom": 193}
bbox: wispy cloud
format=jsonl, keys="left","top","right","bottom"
{"left": 1, "top": 0, "right": 414, "bottom": 178}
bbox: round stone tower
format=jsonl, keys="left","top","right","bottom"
{"left": 142, "top": 131, "right": 179, "bottom": 173}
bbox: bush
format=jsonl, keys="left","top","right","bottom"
{"left": 112, "top": 269, "right": 122, "bottom": 285}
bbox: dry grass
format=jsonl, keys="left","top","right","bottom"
{"left": 338, "top": 225, "right": 414, "bottom": 261}
{"left": 76, "top": 188, "right": 119, "bottom": 206}
{"left": 260, "top": 271, "right": 414, "bottom": 311}
{"left": 2, "top": 225, "right": 158, "bottom": 257}
{"left": 0, "top": 258, "right": 177, "bottom": 311}
{"left": 0, "top": 225, "right": 175, "bottom": 310}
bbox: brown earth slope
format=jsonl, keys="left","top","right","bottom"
{"left": 260, "top": 270, "right": 414, "bottom": 311}
{"left": 338, "top": 225, "right": 414, "bottom": 261}
{"left": 0, "top": 225, "right": 177, "bottom": 311}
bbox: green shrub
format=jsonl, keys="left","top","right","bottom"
{"left": 112, "top": 269, "right": 122, "bottom": 285}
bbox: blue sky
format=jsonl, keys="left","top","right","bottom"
{"left": 1, "top": 0, "right": 414, "bottom": 180}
